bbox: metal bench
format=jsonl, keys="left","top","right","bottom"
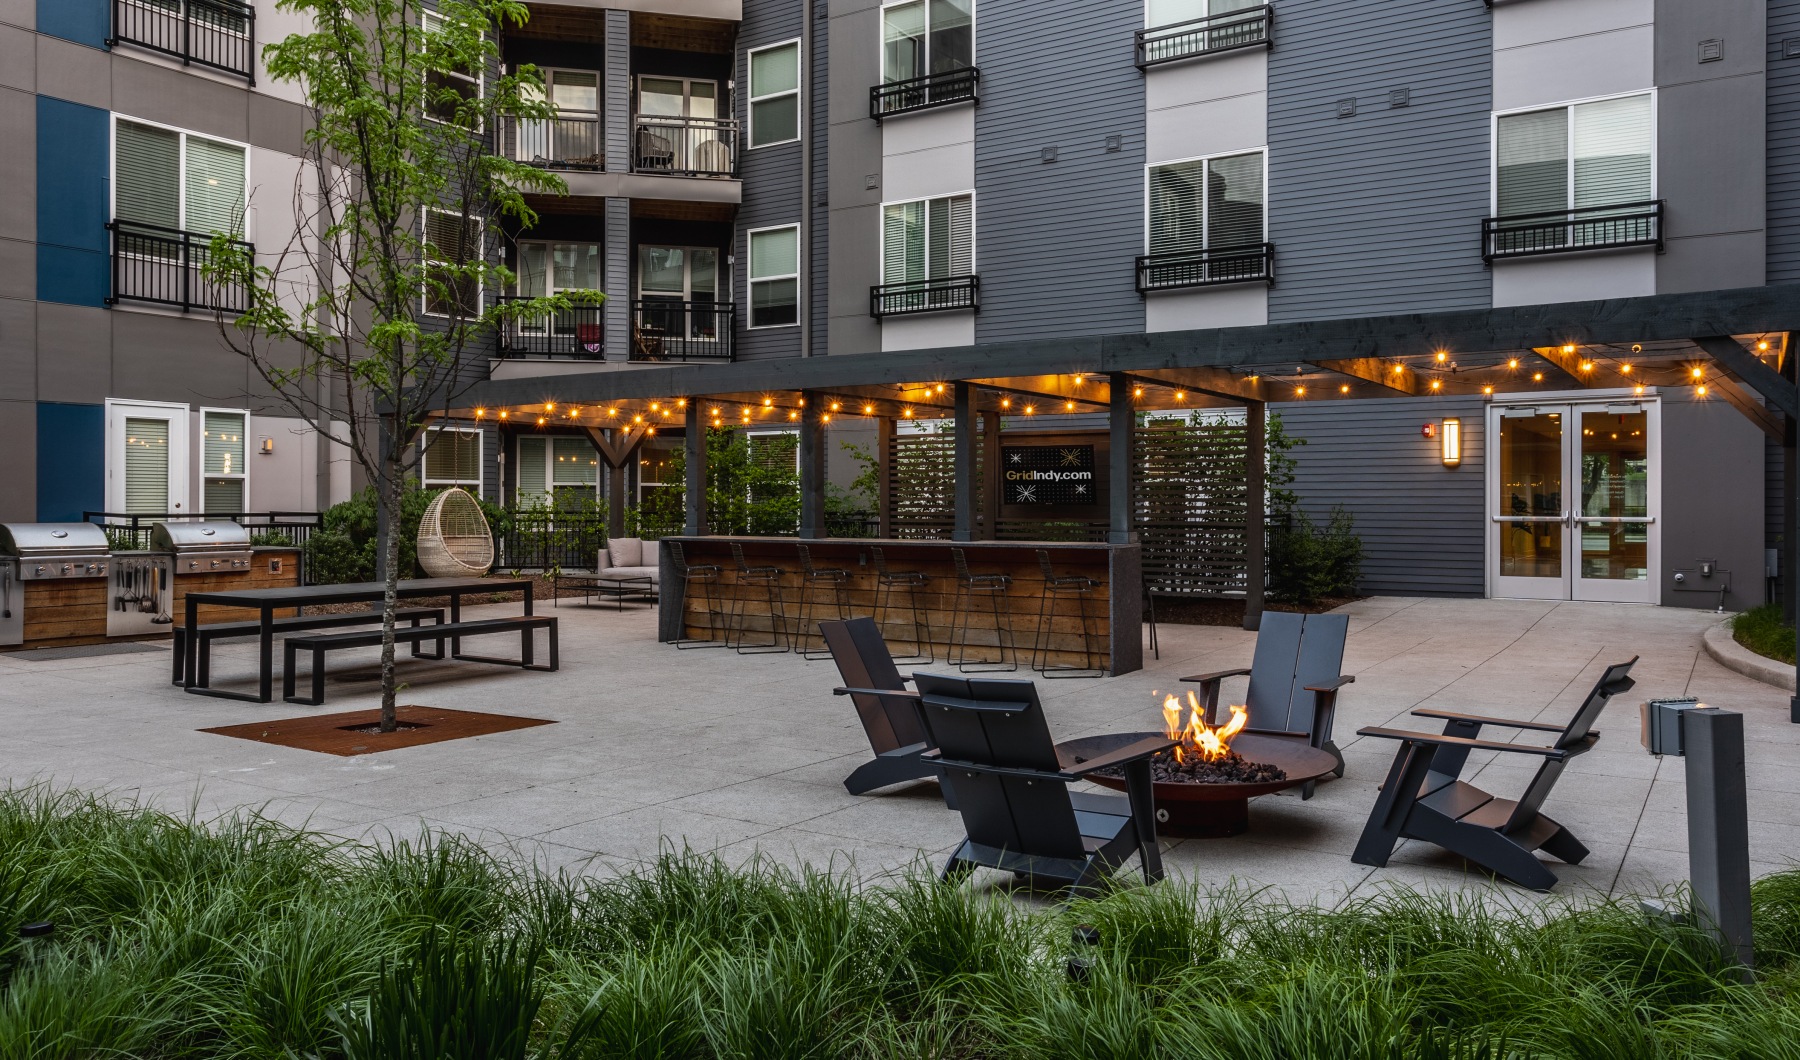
{"left": 281, "top": 616, "right": 559, "bottom": 705}
{"left": 172, "top": 607, "right": 447, "bottom": 686}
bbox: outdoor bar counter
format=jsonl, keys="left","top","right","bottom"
{"left": 658, "top": 537, "right": 1143, "bottom": 676}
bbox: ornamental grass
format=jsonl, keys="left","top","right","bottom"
{"left": 2, "top": 785, "right": 1799, "bottom": 1059}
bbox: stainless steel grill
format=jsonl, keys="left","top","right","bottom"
{"left": 151, "top": 521, "right": 254, "bottom": 572}
{"left": 0, "top": 523, "right": 113, "bottom": 580}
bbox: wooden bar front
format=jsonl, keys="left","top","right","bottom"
{"left": 658, "top": 537, "right": 1144, "bottom": 676}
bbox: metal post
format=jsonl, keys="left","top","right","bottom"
{"left": 799, "top": 391, "right": 825, "bottom": 538}
{"left": 981, "top": 410, "right": 1001, "bottom": 540}
{"left": 877, "top": 416, "right": 894, "bottom": 538}
{"left": 953, "top": 382, "right": 975, "bottom": 542}
{"left": 1685, "top": 707, "right": 1755, "bottom": 974}
{"left": 1108, "top": 372, "right": 1136, "bottom": 545}
{"left": 684, "top": 402, "right": 708, "bottom": 537}
{"left": 1244, "top": 400, "right": 1267, "bottom": 631}
{"left": 607, "top": 460, "right": 626, "bottom": 541}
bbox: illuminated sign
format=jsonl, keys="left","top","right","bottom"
{"left": 1002, "top": 445, "right": 1096, "bottom": 505}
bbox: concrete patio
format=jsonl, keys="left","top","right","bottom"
{"left": 3, "top": 595, "right": 1795, "bottom": 905}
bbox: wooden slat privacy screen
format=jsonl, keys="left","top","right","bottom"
{"left": 1136, "top": 423, "right": 1252, "bottom": 598}
{"left": 885, "top": 430, "right": 969, "bottom": 538}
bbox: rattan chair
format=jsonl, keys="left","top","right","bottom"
{"left": 416, "top": 488, "right": 494, "bottom": 578}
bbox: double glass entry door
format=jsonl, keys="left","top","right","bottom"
{"left": 1490, "top": 400, "right": 1657, "bottom": 602}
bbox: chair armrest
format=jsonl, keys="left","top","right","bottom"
{"left": 1244, "top": 726, "right": 1311, "bottom": 740}
{"left": 1355, "top": 726, "right": 1568, "bottom": 759}
{"left": 1304, "top": 675, "right": 1355, "bottom": 693}
{"left": 834, "top": 686, "right": 919, "bottom": 700}
{"left": 1062, "top": 736, "right": 1178, "bottom": 778}
{"left": 1409, "top": 707, "right": 1565, "bottom": 733}
{"left": 1180, "top": 668, "right": 1251, "bottom": 685}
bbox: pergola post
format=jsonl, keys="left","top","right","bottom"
{"left": 953, "top": 382, "right": 975, "bottom": 542}
{"left": 1245, "top": 400, "right": 1267, "bottom": 632}
{"left": 581, "top": 427, "right": 642, "bottom": 542}
{"left": 980, "top": 410, "right": 1001, "bottom": 540}
{"left": 877, "top": 416, "right": 894, "bottom": 538}
{"left": 799, "top": 391, "right": 826, "bottom": 538}
{"left": 1108, "top": 372, "right": 1136, "bottom": 545}
{"left": 684, "top": 401, "right": 708, "bottom": 536}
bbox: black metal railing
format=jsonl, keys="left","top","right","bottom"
{"left": 86, "top": 510, "right": 321, "bottom": 581}
{"left": 107, "top": 219, "right": 254, "bottom": 313}
{"left": 502, "top": 114, "right": 604, "bottom": 170}
{"left": 1482, "top": 200, "right": 1665, "bottom": 262}
{"left": 1136, "top": 242, "right": 1274, "bottom": 293}
{"left": 498, "top": 510, "right": 606, "bottom": 572}
{"left": 496, "top": 295, "right": 605, "bottom": 358}
{"left": 870, "top": 67, "right": 980, "bottom": 121}
{"left": 630, "top": 300, "right": 735, "bottom": 361}
{"left": 1136, "top": 6, "right": 1272, "bottom": 68}
{"left": 633, "top": 117, "right": 739, "bottom": 177}
{"left": 110, "top": 0, "right": 256, "bottom": 82}
{"left": 870, "top": 275, "right": 980, "bottom": 317}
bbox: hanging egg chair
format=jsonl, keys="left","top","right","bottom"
{"left": 417, "top": 487, "right": 495, "bottom": 578}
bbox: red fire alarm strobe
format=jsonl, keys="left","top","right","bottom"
{"left": 1420, "top": 423, "right": 1436, "bottom": 439}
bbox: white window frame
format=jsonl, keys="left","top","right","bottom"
{"left": 878, "top": 0, "right": 977, "bottom": 84}
{"left": 421, "top": 426, "right": 485, "bottom": 491}
{"left": 746, "top": 38, "right": 803, "bottom": 149}
{"left": 1143, "top": 0, "right": 1245, "bottom": 30}
{"left": 878, "top": 190, "right": 977, "bottom": 281}
{"left": 514, "top": 239, "right": 603, "bottom": 297}
{"left": 105, "top": 398, "right": 193, "bottom": 516}
{"left": 420, "top": 206, "right": 485, "bottom": 318}
{"left": 635, "top": 74, "right": 721, "bottom": 119}
{"left": 109, "top": 114, "right": 252, "bottom": 238}
{"left": 637, "top": 244, "right": 722, "bottom": 301}
{"left": 1141, "top": 147, "right": 1268, "bottom": 253}
{"left": 197, "top": 406, "right": 251, "bottom": 514}
{"left": 514, "top": 433, "right": 599, "bottom": 507}
{"left": 745, "top": 223, "right": 801, "bottom": 330}
{"left": 421, "top": 8, "right": 486, "bottom": 130}
{"left": 1489, "top": 90, "right": 1658, "bottom": 217}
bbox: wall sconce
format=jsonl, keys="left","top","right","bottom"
{"left": 1440, "top": 418, "right": 1462, "bottom": 467}
{"left": 259, "top": 437, "right": 274, "bottom": 456}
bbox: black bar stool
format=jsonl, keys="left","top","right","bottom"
{"left": 668, "top": 541, "right": 726, "bottom": 649}
{"left": 1032, "top": 549, "right": 1104, "bottom": 678}
{"left": 727, "top": 542, "right": 790, "bottom": 654}
{"left": 794, "top": 544, "right": 852, "bottom": 659}
{"left": 948, "top": 547, "right": 1016, "bottom": 673}
{"left": 872, "top": 546, "right": 932, "bottom": 664}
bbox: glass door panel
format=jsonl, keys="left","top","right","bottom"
{"left": 1573, "top": 406, "right": 1653, "bottom": 601}
{"left": 1493, "top": 409, "right": 1566, "bottom": 599}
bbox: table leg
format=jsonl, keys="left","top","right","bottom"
{"left": 183, "top": 595, "right": 199, "bottom": 689}
{"left": 450, "top": 591, "right": 463, "bottom": 658}
{"left": 524, "top": 581, "right": 535, "bottom": 616}
{"left": 258, "top": 607, "right": 275, "bottom": 703}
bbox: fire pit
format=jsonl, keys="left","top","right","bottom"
{"left": 1063, "top": 692, "right": 1338, "bottom": 838}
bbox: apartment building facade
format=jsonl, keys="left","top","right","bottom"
{"left": 4, "top": 0, "right": 1794, "bottom": 610}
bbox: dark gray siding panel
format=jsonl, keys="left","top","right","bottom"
{"left": 1662, "top": 393, "right": 1767, "bottom": 610}
{"left": 735, "top": 0, "right": 806, "bottom": 362}
{"left": 1266, "top": 0, "right": 1491, "bottom": 323}
{"left": 1771, "top": 0, "right": 1800, "bottom": 280}
{"left": 1271, "top": 395, "right": 1486, "bottom": 597}
{"left": 808, "top": 4, "right": 829, "bottom": 358}
{"left": 972, "top": 0, "right": 1144, "bottom": 343}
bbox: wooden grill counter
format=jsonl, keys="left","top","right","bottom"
{"left": 657, "top": 537, "right": 1144, "bottom": 676}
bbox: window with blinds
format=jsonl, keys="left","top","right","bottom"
{"left": 115, "top": 120, "right": 246, "bottom": 236}
{"left": 423, "top": 428, "right": 483, "bottom": 488}
{"left": 1496, "top": 94, "right": 1653, "bottom": 218}
{"left": 882, "top": 194, "right": 972, "bottom": 284}
{"left": 749, "top": 225, "right": 799, "bottom": 328}
{"left": 124, "top": 417, "right": 172, "bottom": 514}
{"left": 202, "top": 410, "right": 247, "bottom": 514}
{"left": 882, "top": 0, "right": 973, "bottom": 82}
{"left": 423, "top": 209, "right": 482, "bottom": 316}
{"left": 514, "top": 435, "right": 595, "bottom": 506}
{"left": 1148, "top": 151, "right": 1264, "bottom": 253}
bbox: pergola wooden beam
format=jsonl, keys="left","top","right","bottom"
{"left": 1310, "top": 358, "right": 1421, "bottom": 395}
{"left": 1118, "top": 366, "right": 1265, "bottom": 404}
{"left": 1695, "top": 335, "right": 1799, "bottom": 420}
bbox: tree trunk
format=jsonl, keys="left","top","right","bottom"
{"left": 378, "top": 451, "right": 404, "bottom": 733}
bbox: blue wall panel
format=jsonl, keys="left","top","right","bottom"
{"left": 38, "top": 0, "right": 109, "bottom": 48}
{"left": 36, "top": 402, "right": 105, "bottom": 523}
{"left": 36, "top": 96, "right": 112, "bottom": 308}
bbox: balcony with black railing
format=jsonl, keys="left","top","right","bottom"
{"left": 110, "top": 0, "right": 256, "bottom": 82}
{"left": 869, "top": 275, "right": 980, "bottom": 317}
{"left": 1136, "top": 5, "right": 1271, "bottom": 68}
{"left": 631, "top": 300, "right": 735, "bottom": 361}
{"left": 633, "top": 117, "right": 739, "bottom": 177}
{"left": 496, "top": 296, "right": 606, "bottom": 359}
{"left": 107, "top": 220, "right": 253, "bottom": 313}
{"left": 871, "top": 67, "right": 980, "bottom": 121}
{"left": 501, "top": 115, "right": 604, "bottom": 171}
{"left": 1136, "top": 242, "right": 1274, "bottom": 293}
{"left": 1482, "top": 200, "right": 1665, "bottom": 262}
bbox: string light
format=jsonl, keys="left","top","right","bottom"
{"left": 1175, "top": 391, "right": 1186, "bottom": 402}
{"left": 1507, "top": 358, "right": 1520, "bottom": 369}
{"left": 1429, "top": 380, "right": 1442, "bottom": 392}
{"left": 545, "top": 403, "right": 554, "bottom": 412}
{"left": 1634, "top": 385, "right": 1645, "bottom": 395}
{"left": 763, "top": 397, "right": 773, "bottom": 407}
{"left": 1532, "top": 372, "right": 1544, "bottom": 382}
{"left": 821, "top": 414, "right": 832, "bottom": 424}
{"left": 1392, "top": 364, "right": 1404, "bottom": 374}
{"left": 536, "top": 416, "right": 546, "bottom": 426}
{"left": 1580, "top": 362, "right": 1594, "bottom": 373}
{"left": 902, "top": 407, "right": 915, "bottom": 418}
{"left": 677, "top": 398, "right": 687, "bottom": 408}
{"left": 863, "top": 403, "right": 874, "bottom": 415}
{"left": 1133, "top": 386, "right": 1145, "bottom": 398}
{"left": 1435, "top": 350, "right": 1448, "bottom": 363}
{"left": 1294, "top": 386, "right": 1305, "bottom": 397}
{"left": 498, "top": 410, "right": 508, "bottom": 419}
{"left": 1759, "top": 339, "right": 1771, "bottom": 351}
{"left": 1001, "top": 397, "right": 1012, "bottom": 409}
{"left": 1339, "top": 384, "right": 1350, "bottom": 393}
{"left": 474, "top": 408, "right": 486, "bottom": 419}
{"left": 788, "top": 410, "right": 799, "bottom": 421}
{"left": 1697, "top": 385, "right": 1709, "bottom": 397}
{"left": 830, "top": 401, "right": 842, "bottom": 411}
{"left": 1561, "top": 344, "right": 1575, "bottom": 354}
{"left": 1482, "top": 385, "right": 1494, "bottom": 395}
{"left": 1690, "top": 366, "right": 1704, "bottom": 380}
{"left": 1064, "top": 400, "right": 1075, "bottom": 411}
{"left": 607, "top": 407, "right": 618, "bottom": 416}
{"left": 1024, "top": 404, "right": 1036, "bottom": 415}
{"left": 1619, "top": 364, "right": 1631, "bottom": 375}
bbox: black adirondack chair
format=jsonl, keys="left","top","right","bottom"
{"left": 914, "top": 673, "right": 1174, "bottom": 897}
{"left": 1181, "top": 610, "right": 1355, "bottom": 798}
{"left": 823, "top": 617, "right": 954, "bottom": 807}
{"left": 1350, "top": 658, "right": 1638, "bottom": 892}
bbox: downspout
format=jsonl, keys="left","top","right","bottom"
{"left": 799, "top": 0, "right": 814, "bottom": 357}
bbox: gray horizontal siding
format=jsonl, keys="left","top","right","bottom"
{"left": 1770, "top": 0, "right": 1800, "bottom": 281}
{"left": 1271, "top": 395, "right": 1486, "bottom": 597}
{"left": 1266, "top": 0, "right": 1492, "bottom": 323}
{"left": 972, "top": 0, "right": 1144, "bottom": 343}
{"left": 735, "top": 0, "right": 806, "bottom": 362}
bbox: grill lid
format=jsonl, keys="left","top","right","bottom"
{"left": 0, "top": 522, "right": 112, "bottom": 558}
{"left": 150, "top": 521, "right": 252, "bottom": 553}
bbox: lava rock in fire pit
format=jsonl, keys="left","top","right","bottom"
{"left": 1084, "top": 749, "right": 1287, "bottom": 785}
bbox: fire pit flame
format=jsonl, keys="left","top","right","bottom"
{"left": 1161, "top": 691, "right": 1247, "bottom": 764}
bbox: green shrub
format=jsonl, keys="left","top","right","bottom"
{"left": 303, "top": 484, "right": 509, "bottom": 583}
{"left": 1269, "top": 505, "right": 1363, "bottom": 605}
{"left": 248, "top": 530, "right": 296, "bottom": 548}
{"left": 1734, "top": 604, "right": 1796, "bottom": 665}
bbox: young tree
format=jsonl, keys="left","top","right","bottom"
{"left": 208, "top": 0, "right": 599, "bottom": 731}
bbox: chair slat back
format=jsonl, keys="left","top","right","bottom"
{"left": 1502, "top": 658, "right": 1637, "bottom": 832}
{"left": 1289, "top": 613, "right": 1349, "bottom": 733}
{"left": 914, "top": 673, "right": 1083, "bottom": 861}
{"left": 1242, "top": 612, "right": 1304, "bottom": 728}
{"left": 822, "top": 618, "right": 927, "bottom": 753}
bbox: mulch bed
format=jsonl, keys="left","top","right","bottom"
{"left": 1148, "top": 595, "right": 1365, "bottom": 627}
{"left": 199, "top": 705, "right": 554, "bottom": 756}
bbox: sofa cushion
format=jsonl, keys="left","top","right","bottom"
{"left": 607, "top": 537, "right": 643, "bottom": 567}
